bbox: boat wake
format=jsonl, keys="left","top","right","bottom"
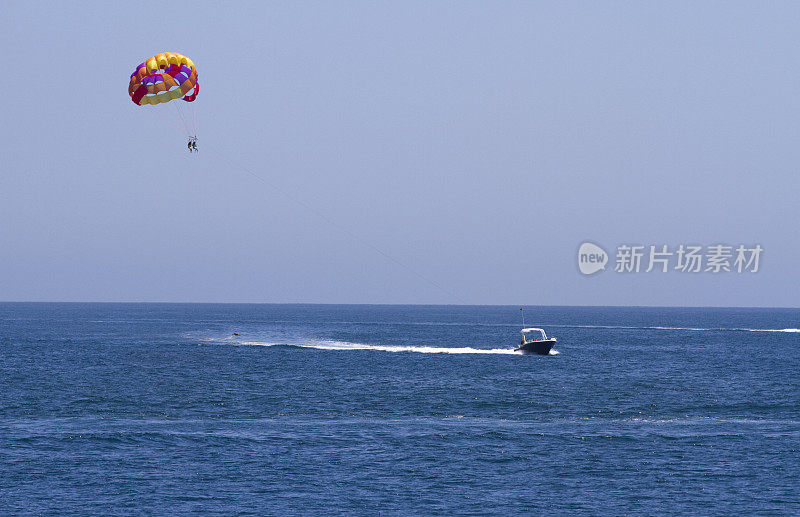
{"left": 236, "top": 339, "right": 534, "bottom": 355}
{"left": 742, "top": 328, "right": 799, "bottom": 333}
{"left": 553, "top": 325, "right": 800, "bottom": 333}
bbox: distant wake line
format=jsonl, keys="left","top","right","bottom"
{"left": 742, "top": 328, "right": 800, "bottom": 333}
{"left": 558, "top": 325, "right": 800, "bottom": 333}
{"left": 235, "top": 321, "right": 799, "bottom": 334}
{"left": 236, "top": 340, "right": 555, "bottom": 355}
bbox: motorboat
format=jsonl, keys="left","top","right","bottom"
{"left": 515, "top": 327, "right": 556, "bottom": 355}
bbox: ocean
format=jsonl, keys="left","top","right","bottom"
{"left": 1, "top": 303, "right": 798, "bottom": 515}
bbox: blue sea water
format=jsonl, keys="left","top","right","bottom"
{"left": 1, "top": 303, "right": 798, "bottom": 515}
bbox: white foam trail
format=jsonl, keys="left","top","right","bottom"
{"left": 239, "top": 339, "right": 529, "bottom": 355}
{"left": 561, "top": 325, "right": 800, "bottom": 333}
{"left": 560, "top": 324, "right": 712, "bottom": 331}
{"left": 741, "top": 328, "right": 799, "bottom": 333}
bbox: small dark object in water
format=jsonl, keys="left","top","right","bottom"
{"left": 233, "top": 332, "right": 240, "bottom": 336}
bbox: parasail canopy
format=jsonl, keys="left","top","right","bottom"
{"left": 128, "top": 52, "right": 198, "bottom": 106}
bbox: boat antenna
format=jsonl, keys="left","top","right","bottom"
{"left": 520, "top": 307, "right": 525, "bottom": 327}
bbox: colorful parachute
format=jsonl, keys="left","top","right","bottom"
{"left": 128, "top": 52, "right": 198, "bottom": 106}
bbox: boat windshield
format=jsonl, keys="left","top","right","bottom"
{"left": 522, "top": 328, "right": 548, "bottom": 341}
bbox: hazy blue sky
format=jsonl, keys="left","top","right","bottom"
{"left": 1, "top": 1, "right": 798, "bottom": 306}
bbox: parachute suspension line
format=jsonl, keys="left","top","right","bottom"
{"left": 190, "top": 100, "right": 198, "bottom": 139}
{"left": 152, "top": 107, "right": 189, "bottom": 137}
{"left": 172, "top": 100, "right": 191, "bottom": 136}
{"left": 203, "top": 144, "right": 467, "bottom": 304}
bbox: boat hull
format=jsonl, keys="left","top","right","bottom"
{"left": 515, "top": 339, "right": 556, "bottom": 355}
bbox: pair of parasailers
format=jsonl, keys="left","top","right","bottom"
{"left": 187, "top": 137, "right": 198, "bottom": 153}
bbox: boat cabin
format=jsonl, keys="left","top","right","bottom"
{"left": 521, "top": 327, "right": 550, "bottom": 344}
